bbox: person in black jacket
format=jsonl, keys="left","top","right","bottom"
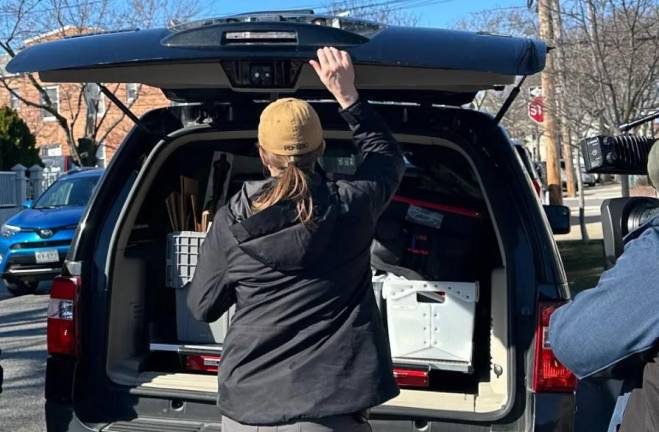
{"left": 187, "top": 47, "right": 404, "bottom": 431}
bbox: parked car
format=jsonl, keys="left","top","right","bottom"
{"left": 0, "top": 168, "right": 103, "bottom": 296}
{"left": 576, "top": 156, "right": 598, "bottom": 187}
{"left": 559, "top": 160, "right": 596, "bottom": 190}
{"left": 514, "top": 143, "right": 546, "bottom": 200}
{"left": 581, "top": 171, "right": 597, "bottom": 187}
{"left": 7, "top": 12, "right": 576, "bottom": 431}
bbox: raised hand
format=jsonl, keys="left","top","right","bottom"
{"left": 309, "top": 47, "right": 359, "bottom": 109}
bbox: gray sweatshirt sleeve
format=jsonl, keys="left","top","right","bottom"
{"left": 549, "top": 226, "right": 659, "bottom": 379}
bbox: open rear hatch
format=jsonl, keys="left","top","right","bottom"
{"left": 7, "top": 12, "right": 545, "bottom": 106}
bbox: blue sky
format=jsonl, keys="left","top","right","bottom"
{"left": 195, "top": 0, "right": 526, "bottom": 28}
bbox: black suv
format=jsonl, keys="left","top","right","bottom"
{"left": 8, "top": 12, "right": 576, "bottom": 432}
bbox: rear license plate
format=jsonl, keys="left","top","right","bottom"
{"left": 35, "top": 249, "right": 59, "bottom": 264}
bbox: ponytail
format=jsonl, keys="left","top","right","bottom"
{"left": 253, "top": 145, "right": 324, "bottom": 225}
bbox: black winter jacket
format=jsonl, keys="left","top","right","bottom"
{"left": 187, "top": 100, "right": 404, "bottom": 425}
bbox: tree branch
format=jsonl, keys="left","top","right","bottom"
{"left": 96, "top": 83, "right": 143, "bottom": 145}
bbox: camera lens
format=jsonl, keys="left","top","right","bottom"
{"left": 250, "top": 65, "right": 273, "bottom": 86}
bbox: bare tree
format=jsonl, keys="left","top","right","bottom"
{"left": 552, "top": 1, "right": 659, "bottom": 136}
{"left": 456, "top": 7, "right": 545, "bottom": 149}
{"left": 558, "top": 0, "right": 659, "bottom": 195}
{"left": 0, "top": 0, "right": 198, "bottom": 166}
{"left": 458, "top": 1, "right": 658, "bottom": 177}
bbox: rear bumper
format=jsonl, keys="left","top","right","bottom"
{"left": 44, "top": 395, "right": 575, "bottom": 432}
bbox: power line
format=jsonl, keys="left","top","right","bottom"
{"left": 202, "top": 0, "right": 456, "bottom": 21}
{"left": 385, "top": 0, "right": 457, "bottom": 14}
{"left": 319, "top": 0, "right": 456, "bottom": 14}
{"left": 325, "top": 0, "right": 427, "bottom": 13}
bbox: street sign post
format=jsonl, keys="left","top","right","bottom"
{"left": 529, "top": 86, "right": 543, "bottom": 98}
{"left": 528, "top": 96, "right": 544, "bottom": 124}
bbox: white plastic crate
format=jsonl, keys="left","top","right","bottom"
{"left": 166, "top": 231, "right": 232, "bottom": 344}
{"left": 382, "top": 280, "right": 479, "bottom": 373}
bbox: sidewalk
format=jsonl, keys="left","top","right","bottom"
{"left": 555, "top": 183, "right": 622, "bottom": 242}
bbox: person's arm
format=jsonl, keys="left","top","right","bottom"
{"left": 186, "top": 210, "right": 235, "bottom": 323}
{"left": 548, "top": 226, "right": 659, "bottom": 379}
{"left": 310, "top": 47, "right": 405, "bottom": 216}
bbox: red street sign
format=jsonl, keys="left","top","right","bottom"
{"left": 528, "top": 96, "right": 544, "bottom": 124}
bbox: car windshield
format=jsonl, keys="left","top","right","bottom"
{"left": 34, "top": 175, "right": 100, "bottom": 209}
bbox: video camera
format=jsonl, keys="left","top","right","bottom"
{"left": 581, "top": 116, "right": 658, "bottom": 268}
{"left": 581, "top": 135, "right": 656, "bottom": 175}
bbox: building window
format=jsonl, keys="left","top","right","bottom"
{"left": 85, "top": 83, "right": 105, "bottom": 118}
{"left": 126, "top": 83, "right": 138, "bottom": 104}
{"left": 41, "top": 86, "right": 59, "bottom": 121}
{"left": 10, "top": 90, "right": 19, "bottom": 111}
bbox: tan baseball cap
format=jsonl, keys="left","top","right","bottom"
{"left": 258, "top": 98, "right": 324, "bottom": 156}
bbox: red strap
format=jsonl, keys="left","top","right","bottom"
{"left": 392, "top": 195, "right": 480, "bottom": 218}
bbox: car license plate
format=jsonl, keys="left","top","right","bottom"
{"left": 35, "top": 249, "right": 59, "bottom": 264}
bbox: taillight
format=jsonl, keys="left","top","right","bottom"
{"left": 47, "top": 276, "right": 79, "bottom": 356}
{"left": 393, "top": 367, "right": 429, "bottom": 388}
{"left": 532, "top": 178, "right": 543, "bottom": 198}
{"left": 532, "top": 302, "right": 576, "bottom": 392}
{"left": 185, "top": 355, "right": 220, "bottom": 374}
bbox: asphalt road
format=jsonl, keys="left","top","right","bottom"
{"left": 0, "top": 280, "right": 50, "bottom": 432}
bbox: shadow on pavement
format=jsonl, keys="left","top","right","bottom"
{"left": 570, "top": 214, "right": 602, "bottom": 224}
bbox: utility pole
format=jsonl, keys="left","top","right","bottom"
{"left": 552, "top": 0, "right": 577, "bottom": 198}
{"left": 538, "top": 0, "right": 563, "bottom": 205}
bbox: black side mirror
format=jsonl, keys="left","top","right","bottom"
{"left": 544, "top": 205, "right": 571, "bottom": 235}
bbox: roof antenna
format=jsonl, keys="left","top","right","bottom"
{"left": 494, "top": 75, "right": 527, "bottom": 124}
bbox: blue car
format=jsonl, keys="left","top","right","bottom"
{"left": 0, "top": 168, "right": 103, "bottom": 296}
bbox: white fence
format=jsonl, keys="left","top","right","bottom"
{"left": 0, "top": 164, "right": 55, "bottom": 225}
{"left": 0, "top": 172, "right": 16, "bottom": 207}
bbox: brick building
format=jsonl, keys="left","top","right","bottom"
{"left": 0, "top": 27, "right": 171, "bottom": 171}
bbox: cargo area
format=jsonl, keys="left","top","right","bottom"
{"left": 105, "top": 127, "right": 512, "bottom": 417}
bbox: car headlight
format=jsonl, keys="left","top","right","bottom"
{"left": 0, "top": 224, "right": 21, "bottom": 238}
